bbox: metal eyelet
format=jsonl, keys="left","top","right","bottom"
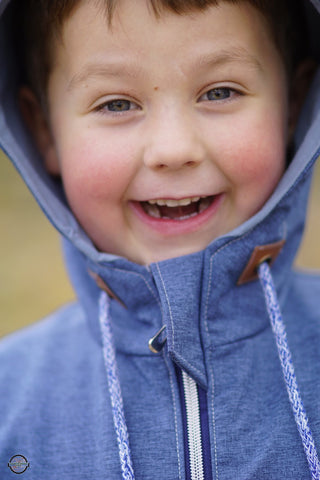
{"left": 148, "top": 325, "right": 167, "bottom": 353}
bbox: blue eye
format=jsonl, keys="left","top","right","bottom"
{"left": 105, "top": 99, "right": 132, "bottom": 112}
{"left": 95, "top": 98, "right": 141, "bottom": 116}
{"left": 205, "top": 88, "right": 232, "bottom": 101}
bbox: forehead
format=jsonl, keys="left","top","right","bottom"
{"left": 54, "top": 0, "right": 278, "bottom": 74}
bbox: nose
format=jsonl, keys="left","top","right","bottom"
{"left": 143, "top": 108, "right": 205, "bottom": 171}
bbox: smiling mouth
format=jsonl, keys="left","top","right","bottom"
{"left": 140, "top": 196, "right": 215, "bottom": 220}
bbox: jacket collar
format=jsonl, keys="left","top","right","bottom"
{"left": 63, "top": 144, "right": 317, "bottom": 390}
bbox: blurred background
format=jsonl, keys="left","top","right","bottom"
{"left": 1, "top": 150, "right": 320, "bottom": 338}
{"left": 0, "top": 152, "right": 74, "bottom": 337}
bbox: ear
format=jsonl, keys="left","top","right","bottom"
{"left": 288, "top": 59, "right": 317, "bottom": 141}
{"left": 19, "top": 87, "right": 60, "bottom": 176}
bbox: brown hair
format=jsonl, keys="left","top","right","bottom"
{"left": 12, "top": 0, "right": 307, "bottom": 103}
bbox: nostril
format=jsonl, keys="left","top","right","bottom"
{"left": 185, "top": 160, "right": 196, "bottom": 167}
{"left": 156, "top": 160, "right": 197, "bottom": 170}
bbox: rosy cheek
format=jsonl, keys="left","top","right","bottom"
{"left": 223, "top": 119, "right": 286, "bottom": 187}
{"left": 59, "top": 139, "right": 133, "bottom": 203}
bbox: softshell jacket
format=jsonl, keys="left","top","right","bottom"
{"left": 1, "top": 1, "right": 320, "bottom": 479}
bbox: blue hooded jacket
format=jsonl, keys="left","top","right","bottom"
{"left": 0, "top": 1, "right": 320, "bottom": 479}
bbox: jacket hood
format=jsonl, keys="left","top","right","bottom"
{"left": 1, "top": 0, "right": 319, "bottom": 376}
{"left": 1, "top": 5, "right": 320, "bottom": 477}
{"left": 0, "top": 0, "right": 320, "bottom": 271}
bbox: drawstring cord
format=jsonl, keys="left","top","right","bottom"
{"left": 258, "top": 261, "right": 320, "bottom": 480}
{"left": 99, "top": 264, "right": 320, "bottom": 480}
{"left": 99, "top": 291, "right": 135, "bottom": 480}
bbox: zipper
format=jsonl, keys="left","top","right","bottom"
{"left": 177, "top": 368, "right": 213, "bottom": 480}
{"left": 182, "top": 371, "right": 205, "bottom": 480}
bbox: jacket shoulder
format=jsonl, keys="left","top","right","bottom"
{"left": 291, "top": 268, "right": 320, "bottom": 299}
{"left": 284, "top": 268, "right": 320, "bottom": 332}
{"left": 0, "top": 302, "right": 90, "bottom": 379}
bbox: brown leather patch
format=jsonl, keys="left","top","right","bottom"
{"left": 237, "top": 240, "right": 285, "bottom": 285}
{"left": 88, "top": 271, "right": 127, "bottom": 308}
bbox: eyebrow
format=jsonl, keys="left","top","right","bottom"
{"left": 194, "top": 47, "right": 263, "bottom": 73}
{"left": 67, "top": 47, "right": 263, "bottom": 91}
{"left": 67, "top": 60, "right": 142, "bottom": 91}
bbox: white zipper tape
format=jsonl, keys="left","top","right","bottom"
{"left": 182, "top": 371, "right": 205, "bottom": 480}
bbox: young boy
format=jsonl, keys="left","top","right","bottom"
{"left": 0, "top": 0, "right": 320, "bottom": 478}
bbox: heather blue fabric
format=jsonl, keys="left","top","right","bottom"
{"left": 1, "top": 1, "right": 320, "bottom": 479}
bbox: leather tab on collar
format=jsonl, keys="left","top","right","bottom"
{"left": 88, "top": 270, "right": 127, "bottom": 308}
{"left": 237, "top": 240, "right": 285, "bottom": 285}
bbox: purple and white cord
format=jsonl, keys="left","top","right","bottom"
{"left": 98, "top": 263, "right": 320, "bottom": 480}
{"left": 258, "top": 261, "right": 320, "bottom": 480}
{"left": 99, "top": 291, "right": 135, "bottom": 480}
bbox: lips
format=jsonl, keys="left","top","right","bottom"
{"left": 140, "top": 196, "right": 215, "bottom": 220}
{"left": 130, "top": 193, "right": 224, "bottom": 237}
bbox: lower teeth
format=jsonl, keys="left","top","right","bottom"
{"left": 162, "top": 211, "right": 199, "bottom": 221}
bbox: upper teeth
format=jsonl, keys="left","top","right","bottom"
{"left": 147, "top": 196, "right": 201, "bottom": 207}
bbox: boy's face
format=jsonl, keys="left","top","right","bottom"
{"left": 33, "top": 0, "right": 289, "bottom": 264}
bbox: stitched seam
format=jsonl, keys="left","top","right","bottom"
{"left": 202, "top": 224, "right": 286, "bottom": 479}
{"left": 156, "top": 265, "right": 205, "bottom": 380}
{"left": 203, "top": 306, "right": 219, "bottom": 479}
{"left": 203, "top": 256, "right": 219, "bottom": 479}
{"left": 204, "top": 255, "right": 215, "bottom": 323}
{"left": 210, "top": 371, "right": 219, "bottom": 480}
{"left": 204, "top": 224, "right": 286, "bottom": 319}
{"left": 202, "top": 229, "right": 280, "bottom": 478}
{"left": 173, "top": 351, "right": 206, "bottom": 382}
{"left": 164, "top": 353, "right": 183, "bottom": 480}
{"left": 103, "top": 266, "right": 163, "bottom": 310}
{"left": 100, "top": 265, "right": 166, "bottom": 322}
{"left": 156, "top": 264, "right": 175, "bottom": 350}
{"left": 204, "top": 331, "right": 219, "bottom": 479}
